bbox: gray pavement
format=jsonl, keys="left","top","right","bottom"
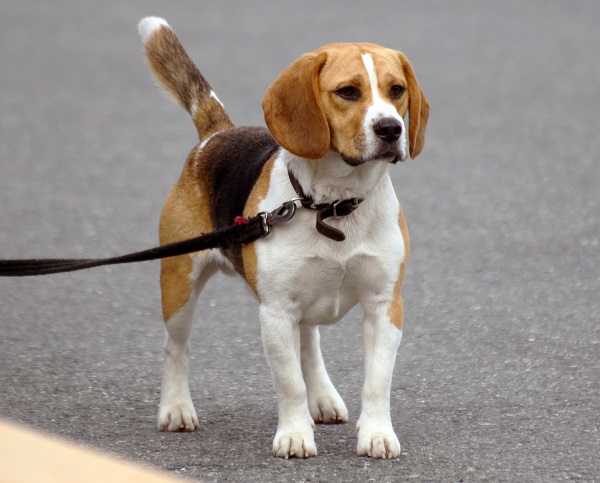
{"left": 1, "top": 1, "right": 599, "bottom": 481}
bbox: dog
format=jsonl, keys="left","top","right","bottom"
{"left": 138, "top": 17, "right": 428, "bottom": 459}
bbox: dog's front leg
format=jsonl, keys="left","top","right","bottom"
{"left": 356, "top": 303, "right": 403, "bottom": 458}
{"left": 260, "top": 305, "right": 317, "bottom": 458}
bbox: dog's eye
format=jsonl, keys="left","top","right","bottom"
{"left": 336, "top": 86, "right": 360, "bottom": 101}
{"left": 390, "top": 85, "right": 405, "bottom": 100}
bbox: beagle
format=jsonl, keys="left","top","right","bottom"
{"left": 138, "top": 17, "right": 428, "bottom": 459}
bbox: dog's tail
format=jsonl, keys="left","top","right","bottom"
{"left": 138, "top": 17, "right": 234, "bottom": 140}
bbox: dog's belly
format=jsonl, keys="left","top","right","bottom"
{"left": 291, "top": 257, "right": 359, "bottom": 326}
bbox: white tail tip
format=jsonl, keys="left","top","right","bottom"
{"left": 138, "top": 17, "right": 170, "bottom": 44}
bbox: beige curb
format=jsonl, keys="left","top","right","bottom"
{"left": 0, "top": 420, "right": 191, "bottom": 483}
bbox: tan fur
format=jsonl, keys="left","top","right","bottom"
{"left": 396, "top": 53, "right": 429, "bottom": 158}
{"left": 159, "top": 155, "right": 213, "bottom": 322}
{"left": 241, "top": 154, "right": 277, "bottom": 294}
{"left": 317, "top": 45, "right": 373, "bottom": 161}
{"left": 262, "top": 52, "right": 330, "bottom": 159}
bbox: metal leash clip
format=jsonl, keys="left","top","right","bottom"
{"left": 259, "top": 212, "right": 270, "bottom": 236}
{"left": 258, "top": 198, "right": 300, "bottom": 237}
{"left": 267, "top": 200, "right": 297, "bottom": 226}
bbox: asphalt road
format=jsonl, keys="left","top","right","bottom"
{"left": 1, "top": 1, "right": 599, "bottom": 481}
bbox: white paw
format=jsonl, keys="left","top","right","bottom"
{"left": 273, "top": 423, "right": 317, "bottom": 459}
{"left": 356, "top": 421, "right": 401, "bottom": 459}
{"left": 157, "top": 403, "right": 199, "bottom": 432}
{"left": 308, "top": 390, "right": 349, "bottom": 424}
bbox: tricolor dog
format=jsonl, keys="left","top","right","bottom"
{"left": 138, "top": 17, "right": 428, "bottom": 459}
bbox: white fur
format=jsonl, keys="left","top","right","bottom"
{"left": 138, "top": 17, "right": 169, "bottom": 45}
{"left": 286, "top": 150, "right": 391, "bottom": 204}
{"left": 158, "top": 283, "right": 200, "bottom": 432}
{"left": 210, "top": 90, "right": 224, "bottom": 107}
{"left": 191, "top": 131, "right": 224, "bottom": 181}
{"left": 361, "top": 53, "right": 408, "bottom": 162}
{"left": 356, "top": 312, "right": 402, "bottom": 458}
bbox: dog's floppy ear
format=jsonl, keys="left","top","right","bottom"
{"left": 397, "top": 52, "right": 429, "bottom": 158}
{"left": 262, "top": 52, "right": 330, "bottom": 159}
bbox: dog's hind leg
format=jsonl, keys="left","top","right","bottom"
{"left": 300, "top": 326, "right": 349, "bottom": 424}
{"left": 158, "top": 249, "right": 218, "bottom": 432}
{"left": 158, "top": 253, "right": 202, "bottom": 431}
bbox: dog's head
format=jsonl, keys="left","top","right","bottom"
{"left": 262, "top": 43, "right": 429, "bottom": 164}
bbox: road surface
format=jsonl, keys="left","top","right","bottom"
{"left": 1, "top": 1, "right": 598, "bottom": 481}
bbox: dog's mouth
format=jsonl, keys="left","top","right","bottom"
{"left": 341, "top": 148, "right": 406, "bottom": 166}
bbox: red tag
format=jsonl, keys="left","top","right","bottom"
{"left": 234, "top": 216, "right": 249, "bottom": 225}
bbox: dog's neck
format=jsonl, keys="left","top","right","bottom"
{"left": 285, "top": 150, "right": 390, "bottom": 204}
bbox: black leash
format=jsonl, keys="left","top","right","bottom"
{"left": 0, "top": 201, "right": 297, "bottom": 277}
{"left": 0, "top": 174, "right": 364, "bottom": 277}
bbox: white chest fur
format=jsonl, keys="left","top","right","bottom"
{"left": 254, "top": 153, "right": 405, "bottom": 325}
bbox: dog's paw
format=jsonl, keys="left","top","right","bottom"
{"left": 308, "top": 390, "right": 349, "bottom": 424}
{"left": 273, "top": 423, "right": 317, "bottom": 459}
{"left": 157, "top": 403, "right": 199, "bottom": 432}
{"left": 356, "top": 420, "right": 401, "bottom": 459}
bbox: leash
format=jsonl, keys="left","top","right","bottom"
{"left": 0, "top": 201, "right": 296, "bottom": 277}
{"left": 0, "top": 174, "right": 362, "bottom": 277}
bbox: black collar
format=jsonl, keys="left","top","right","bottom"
{"left": 287, "top": 169, "right": 363, "bottom": 242}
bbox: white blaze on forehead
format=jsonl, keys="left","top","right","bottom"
{"left": 361, "top": 53, "right": 401, "bottom": 120}
{"left": 360, "top": 53, "right": 406, "bottom": 159}
{"left": 362, "top": 54, "right": 382, "bottom": 102}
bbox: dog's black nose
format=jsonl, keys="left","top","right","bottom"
{"left": 374, "top": 118, "right": 402, "bottom": 143}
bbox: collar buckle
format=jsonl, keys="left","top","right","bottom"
{"left": 332, "top": 200, "right": 341, "bottom": 218}
{"left": 287, "top": 169, "right": 364, "bottom": 241}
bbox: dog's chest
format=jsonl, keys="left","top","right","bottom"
{"left": 258, "top": 228, "right": 398, "bottom": 325}
{"left": 291, "top": 255, "right": 356, "bottom": 325}
{"left": 251, "top": 154, "right": 405, "bottom": 325}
